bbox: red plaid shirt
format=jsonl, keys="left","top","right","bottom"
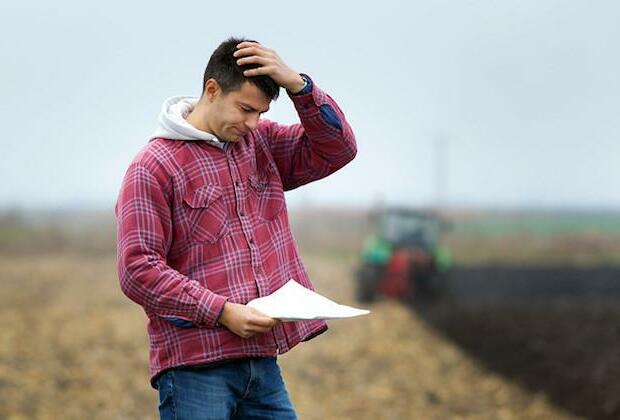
{"left": 115, "top": 76, "right": 356, "bottom": 389}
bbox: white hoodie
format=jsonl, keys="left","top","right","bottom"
{"left": 149, "top": 96, "right": 224, "bottom": 148}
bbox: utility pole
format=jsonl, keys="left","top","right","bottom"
{"left": 434, "top": 133, "right": 449, "bottom": 212}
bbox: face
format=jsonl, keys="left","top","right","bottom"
{"left": 204, "top": 80, "right": 271, "bottom": 142}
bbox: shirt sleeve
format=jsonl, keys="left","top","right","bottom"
{"left": 259, "top": 74, "right": 357, "bottom": 191}
{"left": 115, "top": 162, "right": 228, "bottom": 328}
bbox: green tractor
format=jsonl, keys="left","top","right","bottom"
{"left": 356, "top": 208, "right": 452, "bottom": 303}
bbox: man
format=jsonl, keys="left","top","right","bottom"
{"left": 115, "top": 37, "right": 356, "bottom": 419}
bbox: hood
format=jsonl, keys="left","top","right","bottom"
{"left": 149, "top": 96, "right": 224, "bottom": 147}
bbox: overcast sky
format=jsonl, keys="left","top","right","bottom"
{"left": 1, "top": 0, "right": 618, "bottom": 210}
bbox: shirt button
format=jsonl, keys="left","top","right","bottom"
{"left": 249, "top": 238, "right": 254, "bottom": 245}
{"left": 235, "top": 181, "right": 241, "bottom": 187}
{"left": 239, "top": 211, "right": 245, "bottom": 217}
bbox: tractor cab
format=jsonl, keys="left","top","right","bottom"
{"left": 357, "top": 208, "right": 452, "bottom": 302}
{"left": 380, "top": 209, "right": 441, "bottom": 250}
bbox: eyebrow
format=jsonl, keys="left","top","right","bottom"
{"left": 239, "top": 102, "right": 270, "bottom": 113}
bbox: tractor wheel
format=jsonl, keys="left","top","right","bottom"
{"left": 356, "top": 264, "right": 381, "bottom": 303}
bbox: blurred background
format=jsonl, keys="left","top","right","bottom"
{"left": 1, "top": 0, "right": 619, "bottom": 419}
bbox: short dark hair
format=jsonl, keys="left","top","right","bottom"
{"left": 202, "top": 37, "right": 280, "bottom": 101}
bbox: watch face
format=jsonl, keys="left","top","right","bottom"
{"left": 299, "top": 75, "right": 309, "bottom": 92}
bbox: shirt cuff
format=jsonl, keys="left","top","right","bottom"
{"left": 185, "top": 282, "right": 229, "bottom": 328}
{"left": 289, "top": 73, "right": 312, "bottom": 96}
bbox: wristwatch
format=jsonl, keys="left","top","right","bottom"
{"left": 290, "top": 74, "right": 311, "bottom": 95}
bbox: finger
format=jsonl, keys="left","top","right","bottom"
{"left": 248, "top": 315, "right": 278, "bottom": 328}
{"left": 236, "top": 41, "right": 261, "bottom": 50}
{"left": 250, "top": 325, "right": 272, "bottom": 334}
{"left": 235, "top": 42, "right": 273, "bottom": 56}
{"left": 242, "top": 66, "right": 273, "bottom": 77}
{"left": 249, "top": 314, "right": 277, "bottom": 328}
{"left": 236, "top": 55, "right": 270, "bottom": 67}
{"left": 238, "top": 43, "right": 274, "bottom": 56}
{"left": 233, "top": 46, "right": 265, "bottom": 58}
{"left": 247, "top": 307, "right": 277, "bottom": 323}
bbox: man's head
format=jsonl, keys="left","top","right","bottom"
{"left": 199, "top": 37, "right": 280, "bottom": 142}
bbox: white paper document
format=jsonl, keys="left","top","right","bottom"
{"left": 246, "top": 279, "right": 371, "bottom": 321}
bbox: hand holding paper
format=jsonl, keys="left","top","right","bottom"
{"left": 247, "top": 280, "right": 370, "bottom": 321}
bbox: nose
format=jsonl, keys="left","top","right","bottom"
{"left": 244, "top": 113, "right": 260, "bottom": 131}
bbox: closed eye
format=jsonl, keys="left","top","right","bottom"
{"left": 239, "top": 103, "right": 269, "bottom": 114}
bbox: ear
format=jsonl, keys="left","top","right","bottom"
{"left": 203, "top": 78, "right": 221, "bottom": 102}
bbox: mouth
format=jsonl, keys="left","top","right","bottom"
{"left": 233, "top": 128, "right": 247, "bottom": 137}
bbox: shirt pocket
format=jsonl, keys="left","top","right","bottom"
{"left": 183, "top": 183, "right": 229, "bottom": 244}
{"left": 248, "top": 168, "right": 285, "bottom": 222}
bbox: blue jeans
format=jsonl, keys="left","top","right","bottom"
{"left": 156, "top": 357, "right": 298, "bottom": 419}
